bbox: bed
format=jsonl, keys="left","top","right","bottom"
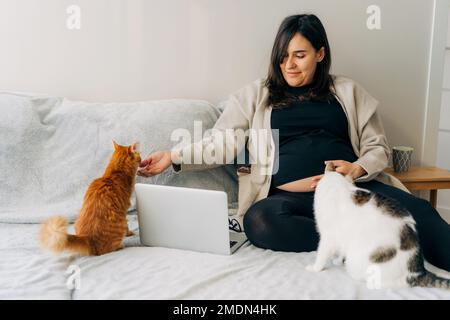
{"left": 2, "top": 216, "right": 450, "bottom": 300}
{"left": 1, "top": 92, "right": 449, "bottom": 300}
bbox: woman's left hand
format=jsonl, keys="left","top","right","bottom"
{"left": 310, "top": 160, "right": 367, "bottom": 189}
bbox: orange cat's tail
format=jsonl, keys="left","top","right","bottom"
{"left": 39, "top": 216, "right": 91, "bottom": 255}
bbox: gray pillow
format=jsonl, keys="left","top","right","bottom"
{"left": 0, "top": 92, "right": 238, "bottom": 223}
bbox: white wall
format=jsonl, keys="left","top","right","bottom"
{"left": 1, "top": 0, "right": 449, "bottom": 203}
{"left": 436, "top": 4, "right": 450, "bottom": 222}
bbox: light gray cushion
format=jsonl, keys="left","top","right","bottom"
{"left": 0, "top": 92, "right": 237, "bottom": 223}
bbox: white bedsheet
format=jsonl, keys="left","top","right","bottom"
{"left": 0, "top": 223, "right": 72, "bottom": 299}
{"left": 1, "top": 216, "right": 450, "bottom": 300}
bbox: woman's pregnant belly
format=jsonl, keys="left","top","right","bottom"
{"left": 276, "top": 176, "right": 319, "bottom": 192}
{"left": 272, "top": 131, "right": 357, "bottom": 192}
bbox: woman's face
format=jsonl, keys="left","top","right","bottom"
{"left": 280, "top": 32, "right": 325, "bottom": 87}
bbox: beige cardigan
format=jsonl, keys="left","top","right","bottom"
{"left": 174, "top": 75, "right": 410, "bottom": 218}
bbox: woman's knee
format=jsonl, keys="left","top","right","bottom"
{"left": 402, "top": 195, "right": 440, "bottom": 221}
{"left": 243, "top": 200, "right": 278, "bottom": 248}
{"left": 243, "top": 201, "right": 271, "bottom": 236}
{"left": 362, "top": 181, "right": 437, "bottom": 218}
{"left": 411, "top": 196, "right": 434, "bottom": 212}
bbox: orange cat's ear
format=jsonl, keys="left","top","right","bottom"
{"left": 113, "top": 140, "right": 119, "bottom": 151}
{"left": 130, "top": 142, "right": 140, "bottom": 153}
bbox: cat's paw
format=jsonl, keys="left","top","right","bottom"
{"left": 305, "top": 264, "right": 324, "bottom": 272}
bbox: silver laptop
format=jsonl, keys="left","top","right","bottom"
{"left": 135, "top": 183, "right": 248, "bottom": 255}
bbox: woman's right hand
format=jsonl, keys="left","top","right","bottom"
{"left": 137, "top": 150, "right": 174, "bottom": 177}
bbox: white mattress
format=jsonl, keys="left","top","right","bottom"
{"left": 1, "top": 215, "right": 450, "bottom": 300}
{"left": 0, "top": 223, "right": 71, "bottom": 299}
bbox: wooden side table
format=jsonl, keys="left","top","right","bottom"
{"left": 384, "top": 166, "right": 450, "bottom": 208}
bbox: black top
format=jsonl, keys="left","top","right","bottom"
{"left": 270, "top": 84, "right": 358, "bottom": 187}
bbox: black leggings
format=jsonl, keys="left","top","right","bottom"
{"left": 243, "top": 180, "right": 450, "bottom": 272}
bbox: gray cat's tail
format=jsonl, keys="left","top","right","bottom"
{"left": 408, "top": 271, "right": 450, "bottom": 289}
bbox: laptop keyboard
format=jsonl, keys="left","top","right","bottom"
{"left": 230, "top": 240, "right": 238, "bottom": 248}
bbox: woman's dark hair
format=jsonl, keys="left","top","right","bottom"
{"left": 265, "top": 14, "right": 334, "bottom": 108}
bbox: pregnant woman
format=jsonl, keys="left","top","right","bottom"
{"left": 138, "top": 14, "right": 450, "bottom": 272}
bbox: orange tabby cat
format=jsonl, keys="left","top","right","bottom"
{"left": 40, "top": 141, "right": 141, "bottom": 256}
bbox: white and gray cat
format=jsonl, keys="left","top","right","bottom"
{"left": 306, "top": 162, "right": 449, "bottom": 289}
